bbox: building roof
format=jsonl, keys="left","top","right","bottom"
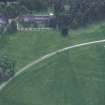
{"left": 0, "top": 0, "right": 17, "bottom": 2}
{"left": 20, "top": 15, "right": 54, "bottom": 22}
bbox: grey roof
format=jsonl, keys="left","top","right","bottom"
{"left": 20, "top": 15, "right": 54, "bottom": 22}
{"left": 0, "top": 0, "right": 17, "bottom": 2}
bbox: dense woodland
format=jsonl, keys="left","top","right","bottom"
{"left": 68, "top": 0, "right": 105, "bottom": 27}
{"left": 0, "top": 0, "right": 105, "bottom": 27}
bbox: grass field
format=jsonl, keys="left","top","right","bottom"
{"left": 0, "top": 22, "right": 105, "bottom": 105}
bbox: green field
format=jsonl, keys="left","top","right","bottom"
{"left": 0, "top": 22, "right": 105, "bottom": 105}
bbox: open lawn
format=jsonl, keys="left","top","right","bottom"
{"left": 0, "top": 22, "right": 105, "bottom": 105}
{"left": 0, "top": 22, "right": 105, "bottom": 71}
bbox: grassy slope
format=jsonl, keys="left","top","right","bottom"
{"left": 0, "top": 23, "right": 105, "bottom": 105}
{"left": 0, "top": 23, "right": 105, "bottom": 71}
{"left": 1, "top": 43, "right": 105, "bottom": 105}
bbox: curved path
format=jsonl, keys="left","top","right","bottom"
{"left": 0, "top": 39, "right": 105, "bottom": 92}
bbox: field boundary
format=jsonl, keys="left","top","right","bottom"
{"left": 0, "top": 39, "right": 105, "bottom": 92}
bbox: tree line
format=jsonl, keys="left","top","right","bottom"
{"left": 67, "top": 0, "right": 105, "bottom": 28}
{"left": 1, "top": 0, "right": 105, "bottom": 26}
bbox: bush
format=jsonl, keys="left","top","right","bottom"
{"left": 0, "top": 56, "right": 15, "bottom": 81}
{"left": 61, "top": 27, "right": 69, "bottom": 36}
{"left": 6, "top": 21, "right": 17, "bottom": 34}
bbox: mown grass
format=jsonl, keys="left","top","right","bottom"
{"left": 0, "top": 22, "right": 105, "bottom": 71}
{"left": 0, "top": 42, "right": 105, "bottom": 105}
{"left": 0, "top": 22, "right": 105, "bottom": 105}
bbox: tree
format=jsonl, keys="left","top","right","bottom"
{"left": 53, "top": 0, "right": 105, "bottom": 29}
{"left": 68, "top": 0, "right": 105, "bottom": 28}
{"left": 54, "top": 0, "right": 70, "bottom": 36}
{"left": 19, "top": 0, "right": 49, "bottom": 12}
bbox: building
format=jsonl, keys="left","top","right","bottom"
{"left": 0, "top": 0, "right": 18, "bottom": 4}
{"left": 0, "top": 14, "right": 8, "bottom": 29}
{"left": 17, "top": 14, "right": 55, "bottom": 31}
